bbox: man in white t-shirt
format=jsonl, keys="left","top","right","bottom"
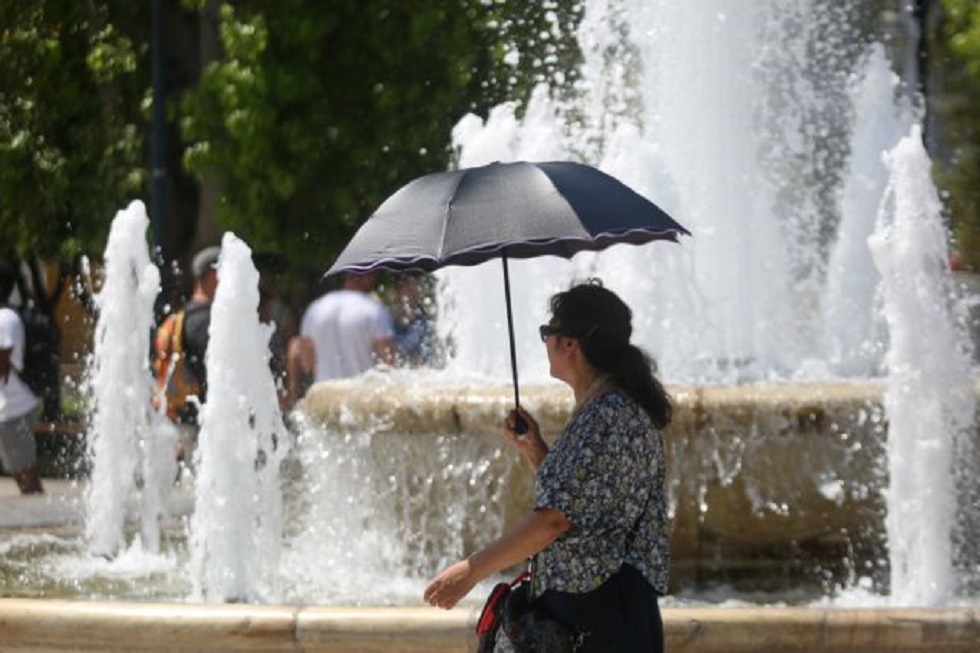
{"left": 286, "top": 272, "right": 396, "bottom": 405}
{"left": 0, "top": 263, "right": 44, "bottom": 494}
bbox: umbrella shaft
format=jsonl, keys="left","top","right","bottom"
{"left": 501, "top": 255, "right": 526, "bottom": 434}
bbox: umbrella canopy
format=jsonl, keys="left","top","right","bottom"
{"left": 327, "top": 161, "right": 689, "bottom": 275}
{"left": 327, "top": 160, "right": 690, "bottom": 428}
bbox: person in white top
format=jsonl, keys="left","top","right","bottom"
{"left": 286, "top": 272, "right": 396, "bottom": 406}
{"left": 0, "top": 262, "right": 44, "bottom": 494}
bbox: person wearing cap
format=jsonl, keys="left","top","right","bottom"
{"left": 180, "top": 246, "right": 220, "bottom": 395}
{"left": 153, "top": 246, "right": 220, "bottom": 465}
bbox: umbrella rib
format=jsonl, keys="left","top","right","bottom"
{"left": 437, "top": 171, "right": 467, "bottom": 261}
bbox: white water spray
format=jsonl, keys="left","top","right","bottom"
{"left": 439, "top": 0, "right": 864, "bottom": 383}
{"left": 279, "top": 383, "right": 515, "bottom": 606}
{"left": 820, "top": 45, "right": 913, "bottom": 378}
{"left": 84, "top": 200, "right": 176, "bottom": 557}
{"left": 189, "top": 233, "right": 288, "bottom": 602}
{"left": 869, "top": 127, "right": 976, "bottom": 605}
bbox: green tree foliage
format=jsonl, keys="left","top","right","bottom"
{"left": 946, "top": 0, "right": 980, "bottom": 76}
{"left": 179, "top": 1, "right": 582, "bottom": 279}
{"left": 0, "top": 0, "right": 583, "bottom": 281}
{"left": 937, "top": 0, "right": 980, "bottom": 269}
{"left": 0, "top": 1, "right": 149, "bottom": 262}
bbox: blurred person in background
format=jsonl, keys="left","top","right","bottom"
{"left": 153, "top": 246, "right": 220, "bottom": 467}
{"left": 0, "top": 262, "right": 44, "bottom": 494}
{"left": 286, "top": 271, "right": 396, "bottom": 407}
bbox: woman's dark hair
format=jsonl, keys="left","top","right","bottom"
{"left": 549, "top": 279, "right": 672, "bottom": 429}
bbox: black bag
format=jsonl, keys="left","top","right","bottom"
{"left": 476, "top": 570, "right": 582, "bottom": 653}
{"left": 502, "top": 581, "right": 579, "bottom": 653}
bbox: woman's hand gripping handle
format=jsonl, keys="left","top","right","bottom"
{"left": 505, "top": 406, "right": 549, "bottom": 472}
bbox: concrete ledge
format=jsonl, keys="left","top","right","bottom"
{"left": 667, "top": 607, "right": 980, "bottom": 652}
{"left": 0, "top": 601, "right": 471, "bottom": 652}
{"left": 0, "top": 600, "right": 977, "bottom": 652}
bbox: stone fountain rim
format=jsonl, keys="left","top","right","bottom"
{"left": 0, "top": 598, "right": 977, "bottom": 652}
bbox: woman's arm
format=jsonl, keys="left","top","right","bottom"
{"left": 423, "top": 508, "right": 572, "bottom": 609}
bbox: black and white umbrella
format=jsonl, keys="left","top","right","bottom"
{"left": 327, "top": 160, "right": 690, "bottom": 427}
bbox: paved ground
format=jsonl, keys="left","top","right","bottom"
{"left": 0, "top": 475, "right": 194, "bottom": 530}
{"left": 0, "top": 476, "right": 86, "bottom": 529}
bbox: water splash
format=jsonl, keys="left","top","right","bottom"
{"left": 869, "top": 127, "right": 976, "bottom": 605}
{"left": 819, "top": 44, "right": 914, "bottom": 378}
{"left": 189, "top": 233, "right": 288, "bottom": 602}
{"left": 84, "top": 200, "right": 176, "bottom": 557}
{"left": 438, "top": 1, "right": 900, "bottom": 384}
{"left": 279, "top": 379, "right": 514, "bottom": 606}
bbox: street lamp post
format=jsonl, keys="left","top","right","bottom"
{"left": 151, "top": 0, "right": 166, "bottom": 263}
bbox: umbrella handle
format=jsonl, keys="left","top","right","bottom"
{"left": 501, "top": 255, "right": 527, "bottom": 434}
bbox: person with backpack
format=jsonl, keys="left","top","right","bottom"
{"left": 0, "top": 262, "right": 44, "bottom": 494}
{"left": 153, "top": 246, "right": 220, "bottom": 467}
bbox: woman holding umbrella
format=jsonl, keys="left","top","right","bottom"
{"left": 424, "top": 280, "right": 671, "bottom": 652}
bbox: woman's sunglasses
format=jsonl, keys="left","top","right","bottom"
{"left": 538, "top": 324, "right": 564, "bottom": 342}
{"left": 538, "top": 323, "right": 598, "bottom": 342}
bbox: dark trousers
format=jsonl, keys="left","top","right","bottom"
{"left": 537, "top": 564, "right": 664, "bottom": 653}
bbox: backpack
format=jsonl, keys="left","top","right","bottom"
{"left": 154, "top": 310, "right": 204, "bottom": 423}
{"left": 14, "top": 304, "right": 61, "bottom": 421}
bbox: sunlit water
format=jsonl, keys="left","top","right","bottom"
{"left": 83, "top": 200, "right": 176, "bottom": 558}
{"left": 1, "top": 0, "right": 978, "bottom": 608}
{"left": 870, "top": 128, "right": 976, "bottom": 605}
{"left": 438, "top": 5, "right": 922, "bottom": 385}
{"left": 1, "top": 391, "right": 511, "bottom": 607}
{"left": 188, "top": 233, "right": 289, "bottom": 602}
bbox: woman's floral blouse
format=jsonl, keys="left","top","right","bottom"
{"left": 532, "top": 389, "right": 670, "bottom": 597}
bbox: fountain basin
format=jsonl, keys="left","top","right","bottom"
{"left": 301, "top": 376, "right": 977, "bottom": 592}
{"left": 0, "top": 599, "right": 976, "bottom": 652}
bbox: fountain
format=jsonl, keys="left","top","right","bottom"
{"left": 188, "top": 232, "right": 290, "bottom": 603}
{"left": 1, "top": 0, "right": 980, "bottom": 651}
{"left": 870, "top": 127, "right": 977, "bottom": 604}
{"left": 83, "top": 200, "right": 177, "bottom": 558}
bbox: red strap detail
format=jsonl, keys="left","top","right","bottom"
{"left": 475, "top": 571, "right": 532, "bottom": 636}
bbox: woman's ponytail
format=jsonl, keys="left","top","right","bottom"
{"left": 612, "top": 344, "right": 672, "bottom": 429}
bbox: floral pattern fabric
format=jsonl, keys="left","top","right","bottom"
{"left": 532, "top": 389, "right": 670, "bottom": 597}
